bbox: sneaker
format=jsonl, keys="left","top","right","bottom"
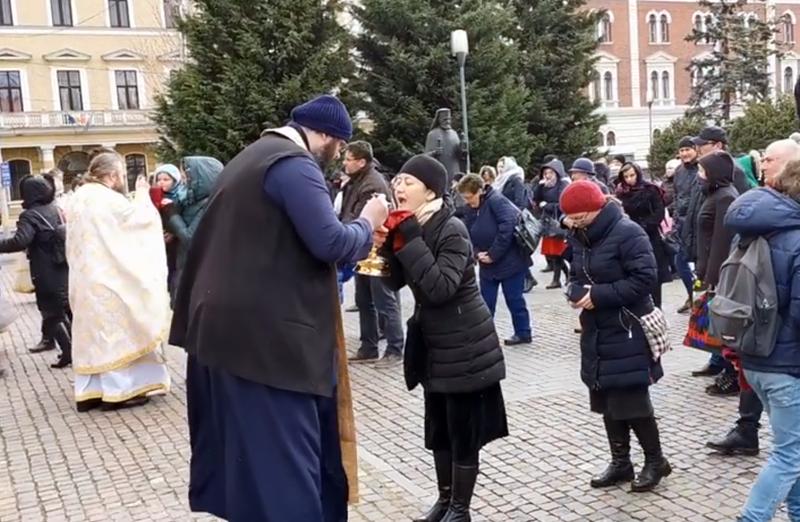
{"left": 705, "top": 372, "right": 740, "bottom": 396}
{"left": 379, "top": 352, "right": 403, "bottom": 366}
{"left": 349, "top": 350, "right": 380, "bottom": 363}
{"left": 504, "top": 335, "right": 532, "bottom": 346}
{"left": 29, "top": 339, "right": 56, "bottom": 354}
{"left": 677, "top": 298, "right": 693, "bottom": 315}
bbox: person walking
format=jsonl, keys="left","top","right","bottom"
{"left": 533, "top": 158, "right": 570, "bottom": 289}
{"left": 561, "top": 180, "right": 671, "bottom": 493}
{"left": 615, "top": 163, "right": 673, "bottom": 307}
{"left": 729, "top": 161, "right": 800, "bottom": 522}
{"left": 0, "top": 175, "right": 71, "bottom": 369}
{"left": 458, "top": 174, "right": 533, "bottom": 346}
{"left": 170, "top": 95, "right": 387, "bottom": 521}
{"left": 383, "top": 155, "right": 507, "bottom": 522}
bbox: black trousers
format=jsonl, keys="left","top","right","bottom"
{"left": 36, "top": 291, "right": 71, "bottom": 354}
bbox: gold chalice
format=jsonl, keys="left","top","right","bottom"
{"left": 355, "top": 246, "right": 390, "bottom": 277}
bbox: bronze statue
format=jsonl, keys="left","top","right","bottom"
{"left": 424, "top": 108, "right": 462, "bottom": 182}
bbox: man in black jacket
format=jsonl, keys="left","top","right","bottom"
{"left": 692, "top": 126, "right": 750, "bottom": 194}
{"left": 340, "top": 141, "right": 405, "bottom": 363}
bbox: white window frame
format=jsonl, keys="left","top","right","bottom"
{"left": 45, "top": 0, "right": 77, "bottom": 27}
{"left": 50, "top": 67, "right": 90, "bottom": 111}
{"left": 645, "top": 10, "right": 671, "bottom": 44}
{"left": 105, "top": 0, "right": 135, "bottom": 29}
{"left": 160, "top": 0, "right": 182, "bottom": 29}
{"left": 597, "top": 11, "right": 613, "bottom": 43}
{"left": 0, "top": 0, "right": 17, "bottom": 26}
{"left": 605, "top": 130, "right": 617, "bottom": 147}
{"left": 0, "top": 67, "right": 30, "bottom": 111}
{"left": 784, "top": 65, "right": 795, "bottom": 94}
{"left": 645, "top": 52, "right": 676, "bottom": 107}
{"left": 783, "top": 10, "right": 796, "bottom": 43}
{"left": 109, "top": 68, "right": 146, "bottom": 110}
{"left": 593, "top": 52, "right": 620, "bottom": 108}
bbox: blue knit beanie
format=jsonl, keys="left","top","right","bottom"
{"left": 290, "top": 95, "right": 353, "bottom": 142}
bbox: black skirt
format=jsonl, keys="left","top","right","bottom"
{"left": 424, "top": 383, "right": 508, "bottom": 461}
{"left": 590, "top": 386, "right": 653, "bottom": 420}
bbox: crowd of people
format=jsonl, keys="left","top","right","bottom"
{"left": 0, "top": 92, "right": 798, "bottom": 522}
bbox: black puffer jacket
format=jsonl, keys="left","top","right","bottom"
{"left": 567, "top": 202, "right": 663, "bottom": 391}
{"left": 387, "top": 206, "right": 506, "bottom": 394}
{"left": 697, "top": 152, "right": 739, "bottom": 288}
{"left": 0, "top": 176, "right": 67, "bottom": 295}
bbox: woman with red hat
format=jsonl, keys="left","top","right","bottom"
{"left": 561, "top": 180, "right": 671, "bottom": 493}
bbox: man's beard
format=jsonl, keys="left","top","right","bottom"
{"left": 110, "top": 176, "right": 126, "bottom": 194}
{"left": 313, "top": 141, "right": 340, "bottom": 169}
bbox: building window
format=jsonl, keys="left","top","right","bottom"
{"left": 598, "top": 13, "right": 612, "bottom": 43}
{"left": 115, "top": 70, "right": 140, "bottom": 110}
{"left": 57, "top": 70, "right": 83, "bottom": 111}
{"left": 661, "top": 71, "right": 670, "bottom": 100}
{"left": 596, "top": 132, "right": 605, "bottom": 147}
{"left": 603, "top": 71, "right": 613, "bottom": 101}
{"left": 660, "top": 14, "right": 670, "bottom": 43}
{"left": 109, "top": 0, "right": 130, "bottom": 28}
{"left": 606, "top": 131, "right": 616, "bottom": 147}
{"left": 648, "top": 14, "right": 658, "bottom": 43}
{"left": 164, "top": 0, "right": 180, "bottom": 29}
{"left": 592, "top": 76, "right": 601, "bottom": 101}
{"left": 0, "top": 71, "right": 23, "bottom": 112}
{"left": 783, "top": 13, "right": 795, "bottom": 43}
{"left": 694, "top": 13, "right": 703, "bottom": 34}
{"left": 650, "top": 71, "right": 659, "bottom": 100}
{"left": 125, "top": 154, "right": 147, "bottom": 192}
{"left": 653, "top": 129, "right": 662, "bottom": 139}
{"left": 51, "top": 0, "right": 73, "bottom": 27}
{"left": 8, "top": 159, "right": 30, "bottom": 201}
{"left": 784, "top": 66, "right": 794, "bottom": 93}
{"left": 0, "top": 0, "right": 12, "bottom": 26}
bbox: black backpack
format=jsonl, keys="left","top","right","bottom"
{"left": 28, "top": 209, "right": 67, "bottom": 266}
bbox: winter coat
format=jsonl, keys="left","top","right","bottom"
{"left": 165, "top": 156, "right": 224, "bottom": 293}
{"left": 725, "top": 188, "right": 800, "bottom": 376}
{"left": 697, "top": 165, "right": 739, "bottom": 288}
{"left": 386, "top": 206, "right": 506, "bottom": 394}
{"left": 534, "top": 159, "right": 569, "bottom": 237}
{"left": 0, "top": 176, "right": 67, "bottom": 298}
{"left": 462, "top": 186, "right": 532, "bottom": 281}
{"left": 338, "top": 164, "right": 392, "bottom": 223}
{"left": 662, "top": 177, "right": 676, "bottom": 213}
{"left": 496, "top": 158, "right": 529, "bottom": 210}
{"left": 680, "top": 177, "right": 705, "bottom": 262}
{"left": 616, "top": 164, "right": 672, "bottom": 284}
{"left": 673, "top": 161, "right": 698, "bottom": 219}
{"left": 566, "top": 202, "right": 663, "bottom": 391}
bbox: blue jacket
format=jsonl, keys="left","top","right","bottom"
{"left": 463, "top": 187, "right": 531, "bottom": 281}
{"left": 567, "top": 202, "right": 663, "bottom": 391}
{"left": 501, "top": 175, "right": 529, "bottom": 211}
{"left": 724, "top": 188, "right": 800, "bottom": 376}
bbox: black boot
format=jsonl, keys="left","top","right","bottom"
{"left": 440, "top": 464, "right": 478, "bottom": 522}
{"left": 706, "top": 426, "right": 759, "bottom": 456}
{"left": 546, "top": 260, "right": 563, "bottom": 289}
{"left": 591, "top": 417, "right": 634, "bottom": 488}
{"left": 629, "top": 416, "right": 672, "bottom": 492}
{"left": 50, "top": 322, "right": 72, "bottom": 369}
{"left": 29, "top": 337, "right": 56, "bottom": 354}
{"left": 414, "top": 451, "right": 452, "bottom": 522}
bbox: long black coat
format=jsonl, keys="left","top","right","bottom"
{"left": 697, "top": 184, "right": 738, "bottom": 288}
{"left": 567, "top": 203, "right": 663, "bottom": 391}
{"left": 386, "top": 207, "right": 506, "bottom": 394}
{"left": 0, "top": 176, "right": 67, "bottom": 299}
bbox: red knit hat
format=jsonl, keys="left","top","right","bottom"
{"left": 560, "top": 180, "right": 606, "bottom": 214}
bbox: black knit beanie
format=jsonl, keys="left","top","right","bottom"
{"left": 678, "top": 136, "right": 695, "bottom": 149}
{"left": 399, "top": 154, "right": 448, "bottom": 198}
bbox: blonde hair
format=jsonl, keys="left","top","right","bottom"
{"left": 85, "top": 152, "right": 125, "bottom": 185}
{"left": 776, "top": 159, "right": 800, "bottom": 201}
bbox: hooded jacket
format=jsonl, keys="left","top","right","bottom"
{"left": 165, "top": 156, "right": 224, "bottom": 295}
{"left": 725, "top": 188, "right": 800, "bottom": 376}
{"left": 697, "top": 152, "right": 739, "bottom": 287}
{"left": 495, "top": 157, "right": 528, "bottom": 210}
{"left": 533, "top": 159, "right": 569, "bottom": 237}
{"left": 0, "top": 176, "right": 67, "bottom": 296}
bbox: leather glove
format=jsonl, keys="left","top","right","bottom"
{"left": 396, "top": 216, "right": 422, "bottom": 246}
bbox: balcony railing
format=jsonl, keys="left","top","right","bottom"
{"left": 0, "top": 110, "right": 154, "bottom": 130}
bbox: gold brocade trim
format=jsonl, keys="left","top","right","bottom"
{"left": 74, "top": 383, "right": 169, "bottom": 404}
{"left": 73, "top": 331, "right": 166, "bottom": 376}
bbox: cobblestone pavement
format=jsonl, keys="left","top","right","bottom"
{"left": 0, "top": 254, "right": 789, "bottom": 521}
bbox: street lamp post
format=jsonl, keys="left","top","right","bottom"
{"left": 647, "top": 95, "right": 654, "bottom": 149}
{"left": 451, "top": 30, "right": 470, "bottom": 174}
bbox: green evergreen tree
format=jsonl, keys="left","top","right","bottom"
{"left": 352, "top": 0, "right": 534, "bottom": 172}
{"left": 154, "top": 0, "right": 352, "bottom": 163}
{"left": 647, "top": 115, "right": 706, "bottom": 178}
{"left": 686, "top": 0, "right": 782, "bottom": 124}
{"left": 510, "top": 0, "right": 606, "bottom": 162}
{"left": 728, "top": 95, "right": 797, "bottom": 152}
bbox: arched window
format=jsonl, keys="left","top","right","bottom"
{"left": 606, "top": 131, "right": 616, "bottom": 147}
{"left": 784, "top": 66, "right": 794, "bottom": 94}
{"left": 603, "top": 71, "right": 613, "bottom": 101}
{"left": 661, "top": 71, "right": 670, "bottom": 100}
{"left": 694, "top": 13, "right": 703, "bottom": 34}
{"left": 648, "top": 14, "right": 658, "bottom": 43}
{"left": 599, "top": 13, "right": 612, "bottom": 43}
{"left": 8, "top": 159, "right": 31, "bottom": 201}
{"left": 650, "top": 71, "right": 659, "bottom": 100}
{"left": 784, "top": 13, "right": 795, "bottom": 43}
{"left": 592, "top": 76, "right": 601, "bottom": 101}
{"left": 705, "top": 15, "right": 713, "bottom": 43}
{"left": 125, "top": 153, "right": 147, "bottom": 192}
{"left": 597, "top": 132, "right": 605, "bottom": 147}
{"left": 660, "top": 14, "right": 670, "bottom": 43}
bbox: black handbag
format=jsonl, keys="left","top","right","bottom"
{"left": 514, "top": 208, "right": 543, "bottom": 256}
{"left": 403, "top": 315, "right": 427, "bottom": 391}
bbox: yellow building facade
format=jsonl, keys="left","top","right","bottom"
{"left": 0, "top": 0, "right": 184, "bottom": 203}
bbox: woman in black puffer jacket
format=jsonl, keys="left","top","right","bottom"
{"left": 562, "top": 180, "right": 671, "bottom": 494}
{"left": 615, "top": 163, "right": 673, "bottom": 307}
{"left": 384, "top": 155, "right": 507, "bottom": 522}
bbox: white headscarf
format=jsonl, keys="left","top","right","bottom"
{"left": 494, "top": 156, "right": 525, "bottom": 192}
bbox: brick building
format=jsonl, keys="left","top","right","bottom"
{"left": 586, "top": 0, "right": 800, "bottom": 166}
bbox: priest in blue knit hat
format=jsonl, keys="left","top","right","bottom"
{"left": 170, "top": 94, "right": 389, "bottom": 521}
